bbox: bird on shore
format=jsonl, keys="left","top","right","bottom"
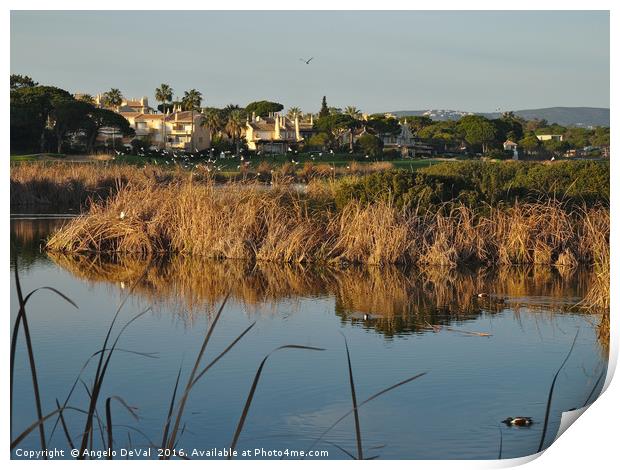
{"left": 299, "top": 57, "right": 314, "bottom": 64}
{"left": 502, "top": 417, "right": 533, "bottom": 427}
{"left": 363, "top": 314, "right": 372, "bottom": 321}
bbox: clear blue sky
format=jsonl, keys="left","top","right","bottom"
{"left": 11, "top": 10, "right": 610, "bottom": 114}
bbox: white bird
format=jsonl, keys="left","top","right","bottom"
{"left": 119, "top": 211, "right": 126, "bottom": 220}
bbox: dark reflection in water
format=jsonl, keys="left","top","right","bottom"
{"left": 10, "top": 218, "right": 608, "bottom": 460}
{"left": 48, "top": 251, "right": 595, "bottom": 338}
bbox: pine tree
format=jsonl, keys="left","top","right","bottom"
{"left": 319, "top": 96, "right": 329, "bottom": 118}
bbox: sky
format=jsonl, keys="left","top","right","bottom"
{"left": 10, "top": 10, "right": 610, "bottom": 114}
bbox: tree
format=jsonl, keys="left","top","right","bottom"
{"left": 358, "top": 133, "right": 383, "bottom": 159}
{"left": 494, "top": 113, "right": 524, "bottom": 142}
{"left": 181, "top": 89, "right": 202, "bottom": 111}
{"left": 319, "top": 96, "right": 329, "bottom": 118}
{"left": 457, "top": 115, "right": 497, "bottom": 153}
{"left": 307, "top": 132, "right": 329, "bottom": 149}
{"left": 564, "top": 127, "right": 590, "bottom": 149}
{"left": 182, "top": 89, "right": 203, "bottom": 151}
{"left": 404, "top": 116, "right": 433, "bottom": 134}
{"left": 155, "top": 84, "right": 173, "bottom": 109}
{"left": 49, "top": 99, "right": 94, "bottom": 153}
{"left": 343, "top": 106, "right": 361, "bottom": 119}
{"left": 315, "top": 113, "right": 356, "bottom": 149}
{"left": 287, "top": 106, "right": 302, "bottom": 120}
{"left": 366, "top": 116, "right": 401, "bottom": 143}
{"left": 245, "top": 100, "right": 283, "bottom": 117}
{"left": 543, "top": 138, "right": 569, "bottom": 157}
{"left": 76, "top": 94, "right": 95, "bottom": 105}
{"left": 343, "top": 106, "right": 363, "bottom": 151}
{"left": 225, "top": 109, "right": 246, "bottom": 153}
{"left": 591, "top": 127, "right": 610, "bottom": 147}
{"left": 101, "top": 88, "right": 123, "bottom": 110}
{"left": 201, "top": 108, "right": 225, "bottom": 143}
{"left": 155, "top": 84, "right": 173, "bottom": 147}
{"left": 518, "top": 134, "right": 541, "bottom": 155}
{"left": 10, "top": 74, "right": 38, "bottom": 90}
{"left": 10, "top": 85, "right": 73, "bottom": 153}
{"left": 85, "top": 108, "right": 134, "bottom": 153}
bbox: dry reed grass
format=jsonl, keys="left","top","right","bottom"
{"left": 46, "top": 180, "right": 608, "bottom": 272}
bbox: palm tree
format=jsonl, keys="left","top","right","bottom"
{"left": 182, "top": 89, "right": 203, "bottom": 151}
{"left": 76, "top": 93, "right": 95, "bottom": 105}
{"left": 201, "top": 108, "right": 225, "bottom": 143}
{"left": 287, "top": 107, "right": 302, "bottom": 120}
{"left": 155, "top": 84, "right": 173, "bottom": 112}
{"left": 225, "top": 109, "right": 246, "bottom": 153}
{"left": 344, "top": 106, "right": 361, "bottom": 119}
{"left": 102, "top": 88, "right": 123, "bottom": 111}
{"left": 155, "top": 84, "right": 173, "bottom": 148}
{"left": 344, "top": 106, "right": 363, "bottom": 151}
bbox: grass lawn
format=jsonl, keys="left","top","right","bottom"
{"left": 10, "top": 153, "right": 65, "bottom": 162}
{"left": 112, "top": 151, "right": 448, "bottom": 172}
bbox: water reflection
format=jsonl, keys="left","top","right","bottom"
{"left": 48, "top": 252, "right": 596, "bottom": 336}
{"left": 10, "top": 218, "right": 609, "bottom": 460}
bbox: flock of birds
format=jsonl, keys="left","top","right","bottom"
{"left": 112, "top": 145, "right": 372, "bottom": 174}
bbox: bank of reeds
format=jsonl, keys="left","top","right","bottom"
{"left": 10, "top": 162, "right": 190, "bottom": 210}
{"left": 46, "top": 180, "right": 609, "bottom": 271}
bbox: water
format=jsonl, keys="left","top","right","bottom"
{"left": 10, "top": 217, "right": 607, "bottom": 460}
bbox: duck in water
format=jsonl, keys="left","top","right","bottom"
{"left": 502, "top": 417, "right": 533, "bottom": 427}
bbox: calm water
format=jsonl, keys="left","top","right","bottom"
{"left": 10, "top": 217, "right": 607, "bottom": 460}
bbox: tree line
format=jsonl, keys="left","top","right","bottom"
{"left": 11, "top": 75, "right": 134, "bottom": 154}
{"left": 10, "top": 74, "right": 610, "bottom": 158}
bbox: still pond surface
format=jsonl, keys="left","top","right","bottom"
{"left": 10, "top": 217, "right": 607, "bottom": 460}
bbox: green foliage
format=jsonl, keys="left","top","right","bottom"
{"left": 334, "top": 161, "right": 609, "bottom": 211}
{"left": 334, "top": 170, "right": 467, "bottom": 210}
{"left": 457, "top": 115, "right": 497, "bottom": 153}
{"left": 357, "top": 134, "right": 383, "bottom": 159}
{"left": 10, "top": 74, "right": 38, "bottom": 90}
{"left": 245, "top": 100, "right": 283, "bottom": 117}
{"left": 366, "top": 116, "right": 401, "bottom": 136}
{"left": 319, "top": 96, "right": 329, "bottom": 118}
{"left": 155, "top": 84, "right": 173, "bottom": 105}
{"left": 10, "top": 81, "right": 133, "bottom": 154}
{"left": 101, "top": 88, "right": 123, "bottom": 108}
{"left": 403, "top": 116, "right": 433, "bottom": 133}
{"left": 307, "top": 132, "right": 329, "bottom": 149}
{"left": 10, "top": 85, "right": 73, "bottom": 153}
{"left": 591, "top": 127, "right": 610, "bottom": 147}
{"left": 518, "top": 133, "right": 541, "bottom": 153}
{"left": 181, "top": 89, "right": 203, "bottom": 111}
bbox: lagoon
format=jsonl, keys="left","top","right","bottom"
{"left": 10, "top": 217, "right": 607, "bottom": 460}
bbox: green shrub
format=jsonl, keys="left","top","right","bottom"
{"left": 333, "top": 160, "right": 609, "bottom": 211}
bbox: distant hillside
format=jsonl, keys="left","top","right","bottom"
{"left": 390, "top": 107, "right": 609, "bottom": 127}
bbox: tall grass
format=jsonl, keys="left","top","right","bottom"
{"left": 46, "top": 181, "right": 608, "bottom": 274}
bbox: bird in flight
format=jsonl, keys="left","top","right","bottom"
{"left": 299, "top": 57, "right": 314, "bottom": 64}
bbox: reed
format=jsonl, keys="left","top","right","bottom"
{"left": 46, "top": 180, "right": 608, "bottom": 273}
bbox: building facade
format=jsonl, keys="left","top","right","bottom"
{"left": 244, "top": 112, "right": 302, "bottom": 154}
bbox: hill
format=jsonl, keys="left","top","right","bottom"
{"left": 390, "top": 107, "right": 609, "bottom": 127}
